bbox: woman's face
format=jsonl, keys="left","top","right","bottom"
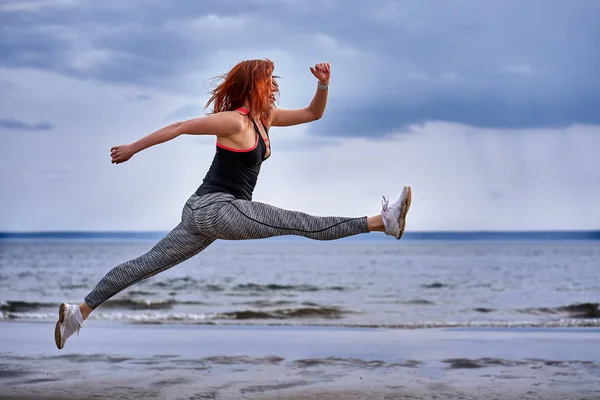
{"left": 263, "top": 74, "right": 277, "bottom": 111}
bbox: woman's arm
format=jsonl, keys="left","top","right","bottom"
{"left": 110, "top": 112, "right": 243, "bottom": 164}
{"left": 270, "top": 62, "right": 331, "bottom": 127}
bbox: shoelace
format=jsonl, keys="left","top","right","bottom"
{"left": 381, "top": 196, "right": 389, "bottom": 215}
{"left": 70, "top": 312, "right": 83, "bottom": 337}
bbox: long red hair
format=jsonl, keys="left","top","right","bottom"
{"left": 204, "top": 59, "right": 279, "bottom": 126}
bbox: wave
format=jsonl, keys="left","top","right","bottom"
{"left": 420, "top": 282, "right": 450, "bottom": 289}
{"left": 143, "top": 278, "right": 348, "bottom": 294}
{"left": 231, "top": 283, "right": 347, "bottom": 292}
{"left": 2, "top": 309, "right": 599, "bottom": 329}
{"left": 123, "top": 290, "right": 156, "bottom": 296}
{"left": 215, "top": 306, "right": 349, "bottom": 320}
{"left": 557, "top": 303, "right": 600, "bottom": 318}
{"left": 518, "top": 302, "right": 599, "bottom": 319}
{"left": 101, "top": 299, "right": 208, "bottom": 310}
{"left": 0, "top": 298, "right": 209, "bottom": 313}
{"left": 146, "top": 277, "right": 209, "bottom": 291}
{"left": 59, "top": 283, "right": 90, "bottom": 290}
{"left": 0, "top": 301, "right": 55, "bottom": 313}
{"left": 367, "top": 299, "right": 436, "bottom": 305}
{"left": 0, "top": 303, "right": 353, "bottom": 322}
{"left": 232, "top": 300, "right": 320, "bottom": 308}
{"left": 3, "top": 300, "right": 598, "bottom": 318}
{"left": 473, "top": 308, "right": 495, "bottom": 313}
{"left": 404, "top": 299, "right": 436, "bottom": 305}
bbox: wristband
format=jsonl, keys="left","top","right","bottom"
{"left": 317, "top": 83, "right": 329, "bottom": 90}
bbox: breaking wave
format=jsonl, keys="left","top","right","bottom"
{"left": 142, "top": 278, "right": 348, "bottom": 293}
{"left": 215, "top": 306, "right": 349, "bottom": 320}
{"left": 518, "top": 303, "right": 600, "bottom": 319}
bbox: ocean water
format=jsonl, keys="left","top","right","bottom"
{"left": 1, "top": 235, "right": 599, "bottom": 328}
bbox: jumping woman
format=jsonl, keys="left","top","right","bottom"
{"left": 55, "top": 59, "right": 412, "bottom": 349}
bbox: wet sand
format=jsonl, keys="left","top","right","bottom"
{"left": 1, "top": 321, "right": 599, "bottom": 399}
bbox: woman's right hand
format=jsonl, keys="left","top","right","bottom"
{"left": 110, "top": 144, "right": 135, "bottom": 164}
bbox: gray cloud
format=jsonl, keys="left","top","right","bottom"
{"left": 128, "top": 94, "right": 152, "bottom": 102}
{"left": 1, "top": 0, "right": 599, "bottom": 136}
{"left": 0, "top": 118, "right": 54, "bottom": 131}
{"left": 313, "top": 91, "right": 600, "bottom": 137}
{"left": 489, "top": 191, "right": 506, "bottom": 200}
{"left": 0, "top": 80, "right": 18, "bottom": 91}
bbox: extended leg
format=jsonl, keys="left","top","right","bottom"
{"left": 56, "top": 203, "right": 213, "bottom": 350}
{"left": 208, "top": 199, "right": 370, "bottom": 241}
{"left": 84, "top": 223, "right": 213, "bottom": 310}
{"left": 204, "top": 186, "right": 412, "bottom": 242}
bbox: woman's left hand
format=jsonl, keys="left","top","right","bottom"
{"left": 310, "top": 62, "right": 330, "bottom": 85}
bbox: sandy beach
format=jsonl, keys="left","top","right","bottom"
{"left": 1, "top": 321, "right": 599, "bottom": 399}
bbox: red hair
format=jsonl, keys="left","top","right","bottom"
{"left": 204, "top": 59, "right": 279, "bottom": 126}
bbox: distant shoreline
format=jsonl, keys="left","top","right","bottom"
{"left": 1, "top": 230, "right": 599, "bottom": 241}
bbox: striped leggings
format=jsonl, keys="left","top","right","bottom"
{"left": 84, "top": 192, "right": 369, "bottom": 309}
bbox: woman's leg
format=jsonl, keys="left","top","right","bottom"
{"left": 55, "top": 202, "right": 213, "bottom": 349}
{"left": 203, "top": 186, "right": 412, "bottom": 241}
{"left": 82, "top": 224, "right": 213, "bottom": 313}
{"left": 208, "top": 200, "right": 369, "bottom": 241}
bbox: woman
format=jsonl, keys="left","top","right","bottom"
{"left": 55, "top": 59, "right": 412, "bottom": 350}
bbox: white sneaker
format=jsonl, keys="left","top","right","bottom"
{"left": 381, "top": 185, "right": 412, "bottom": 239}
{"left": 54, "top": 303, "right": 84, "bottom": 350}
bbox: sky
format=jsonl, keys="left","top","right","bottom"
{"left": 1, "top": 0, "right": 599, "bottom": 232}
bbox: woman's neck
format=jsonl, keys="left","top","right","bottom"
{"left": 240, "top": 102, "right": 262, "bottom": 120}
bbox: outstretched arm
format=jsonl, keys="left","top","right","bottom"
{"left": 110, "top": 112, "right": 243, "bottom": 164}
{"left": 270, "top": 62, "right": 331, "bottom": 127}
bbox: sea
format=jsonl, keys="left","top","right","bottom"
{"left": 1, "top": 231, "right": 599, "bottom": 329}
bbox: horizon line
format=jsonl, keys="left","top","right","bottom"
{"left": 1, "top": 230, "right": 599, "bottom": 241}
{"left": 1, "top": 229, "right": 599, "bottom": 233}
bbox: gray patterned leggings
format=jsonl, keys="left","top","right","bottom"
{"left": 84, "top": 192, "right": 369, "bottom": 309}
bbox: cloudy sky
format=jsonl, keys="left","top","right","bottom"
{"left": 1, "top": 0, "right": 599, "bottom": 232}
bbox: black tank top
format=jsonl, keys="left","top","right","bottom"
{"left": 196, "top": 110, "right": 271, "bottom": 201}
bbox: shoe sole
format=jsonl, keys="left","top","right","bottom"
{"left": 396, "top": 186, "right": 412, "bottom": 240}
{"left": 55, "top": 303, "right": 67, "bottom": 350}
